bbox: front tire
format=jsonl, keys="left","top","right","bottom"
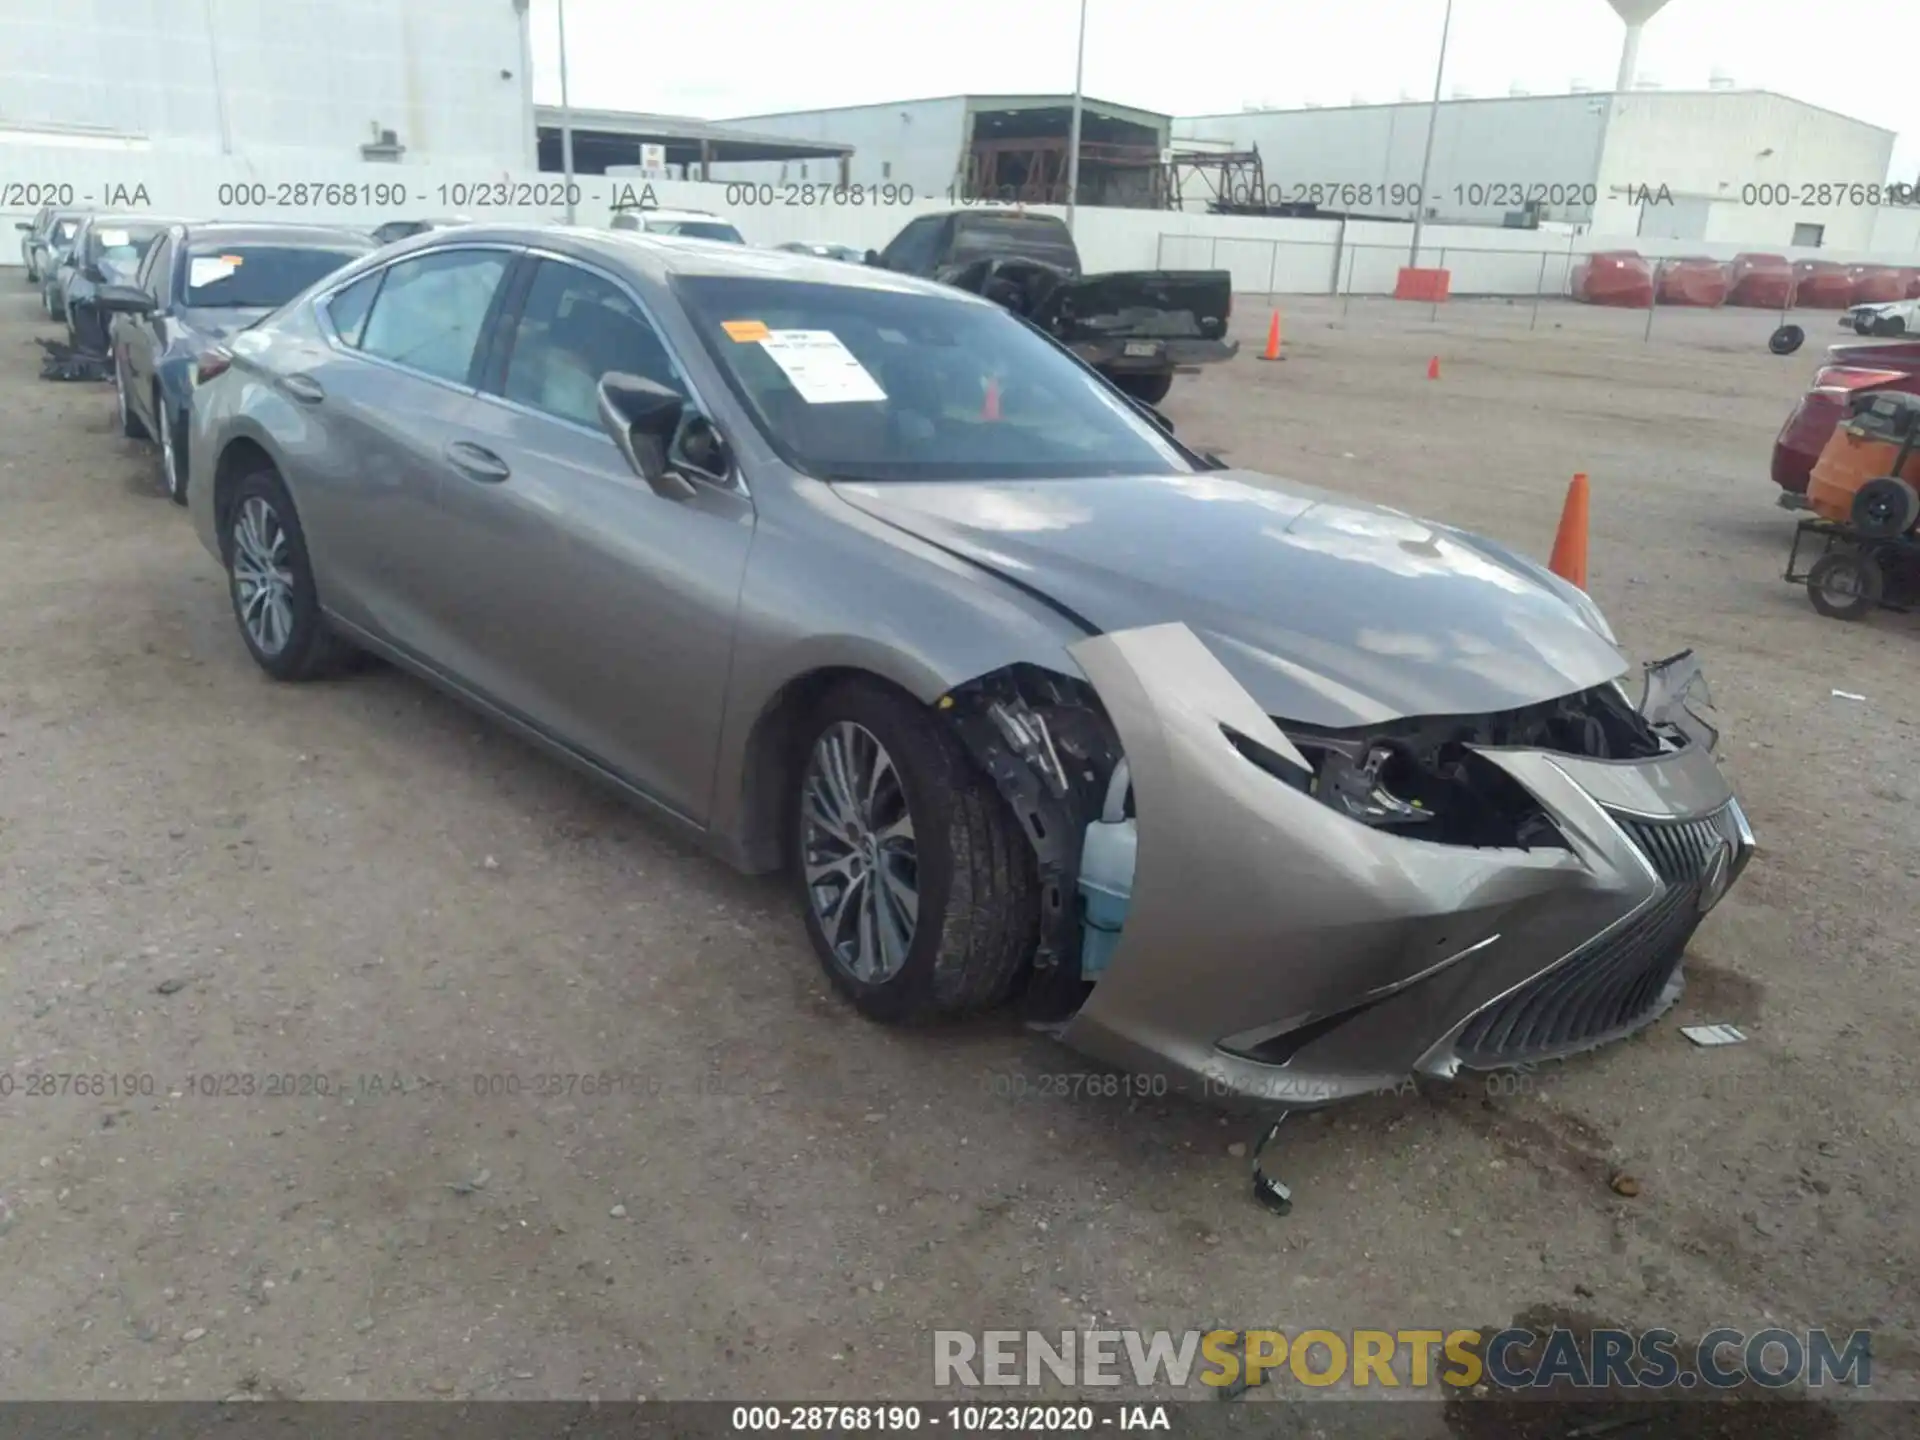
{"left": 1806, "top": 551, "right": 1882, "bottom": 621}
{"left": 794, "top": 681, "right": 1038, "bottom": 1024}
{"left": 223, "top": 464, "right": 357, "bottom": 680}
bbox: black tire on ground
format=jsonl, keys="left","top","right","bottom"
{"left": 1769, "top": 324, "right": 1805, "bottom": 356}
{"left": 222, "top": 462, "right": 359, "bottom": 681}
{"left": 114, "top": 355, "right": 148, "bottom": 440}
{"left": 1111, "top": 371, "right": 1174, "bottom": 405}
{"left": 793, "top": 679, "right": 1039, "bottom": 1025}
{"left": 1806, "top": 551, "right": 1884, "bottom": 621}
{"left": 1851, "top": 476, "right": 1920, "bottom": 539}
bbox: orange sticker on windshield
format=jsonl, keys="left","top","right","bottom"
{"left": 722, "top": 319, "right": 770, "bottom": 342}
{"left": 218, "top": 254, "right": 245, "bottom": 265}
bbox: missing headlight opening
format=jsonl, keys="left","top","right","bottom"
{"left": 1277, "top": 682, "right": 1670, "bottom": 850}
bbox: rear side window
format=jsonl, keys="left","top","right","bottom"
{"left": 879, "top": 216, "right": 945, "bottom": 272}
{"left": 323, "top": 269, "right": 383, "bottom": 348}
{"left": 947, "top": 216, "right": 1079, "bottom": 272}
{"left": 356, "top": 249, "right": 511, "bottom": 384}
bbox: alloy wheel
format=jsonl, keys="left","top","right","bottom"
{"left": 800, "top": 721, "right": 919, "bottom": 983}
{"left": 231, "top": 495, "right": 297, "bottom": 656}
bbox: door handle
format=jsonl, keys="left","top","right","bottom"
{"left": 444, "top": 440, "right": 511, "bottom": 483}
{"left": 281, "top": 373, "right": 326, "bottom": 404}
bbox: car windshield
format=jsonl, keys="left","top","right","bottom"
{"left": 674, "top": 276, "right": 1193, "bottom": 483}
{"left": 87, "top": 222, "right": 167, "bottom": 275}
{"left": 650, "top": 220, "right": 744, "bottom": 243}
{"left": 183, "top": 245, "right": 366, "bottom": 308}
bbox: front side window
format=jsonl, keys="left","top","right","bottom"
{"left": 183, "top": 245, "right": 368, "bottom": 310}
{"left": 674, "top": 276, "right": 1192, "bottom": 483}
{"left": 356, "top": 249, "right": 511, "bottom": 384}
{"left": 500, "top": 259, "right": 683, "bottom": 428}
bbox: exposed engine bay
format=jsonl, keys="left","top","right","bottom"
{"left": 944, "top": 649, "right": 1722, "bottom": 1023}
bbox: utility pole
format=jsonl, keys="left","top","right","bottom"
{"left": 557, "top": 0, "right": 577, "bottom": 223}
{"left": 1064, "top": 0, "right": 1088, "bottom": 232}
{"left": 1409, "top": 0, "right": 1454, "bottom": 265}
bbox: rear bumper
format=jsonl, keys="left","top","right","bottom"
{"left": 1058, "top": 626, "right": 1753, "bottom": 1111}
{"left": 1772, "top": 392, "right": 1841, "bottom": 495}
{"left": 1073, "top": 337, "right": 1239, "bottom": 373}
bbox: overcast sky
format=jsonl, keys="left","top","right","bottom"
{"left": 526, "top": 0, "right": 1919, "bottom": 183}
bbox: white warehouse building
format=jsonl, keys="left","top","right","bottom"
{"left": 1, "top": 0, "right": 536, "bottom": 220}
{"left": 1176, "top": 88, "right": 1904, "bottom": 253}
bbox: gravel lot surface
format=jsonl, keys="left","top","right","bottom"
{"left": 1, "top": 279, "right": 1914, "bottom": 1433}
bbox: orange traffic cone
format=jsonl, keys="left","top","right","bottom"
{"left": 1426, "top": 356, "right": 1441, "bottom": 380}
{"left": 1548, "top": 473, "right": 1591, "bottom": 591}
{"left": 1259, "top": 310, "right": 1284, "bottom": 361}
{"left": 982, "top": 376, "right": 1001, "bottom": 421}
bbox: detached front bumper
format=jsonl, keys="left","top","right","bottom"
{"left": 1073, "top": 337, "right": 1239, "bottom": 374}
{"left": 1059, "top": 625, "right": 1754, "bottom": 1109}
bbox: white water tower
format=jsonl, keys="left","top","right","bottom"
{"left": 1608, "top": 0, "right": 1675, "bottom": 92}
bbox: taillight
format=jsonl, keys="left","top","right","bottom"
{"left": 1811, "top": 366, "right": 1906, "bottom": 394}
{"left": 193, "top": 349, "right": 232, "bottom": 386}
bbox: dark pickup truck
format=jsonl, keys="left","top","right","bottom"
{"left": 866, "top": 209, "right": 1237, "bottom": 403}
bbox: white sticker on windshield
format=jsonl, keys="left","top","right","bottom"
{"left": 97, "top": 229, "right": 131, "bottom": 248}
{"left": 757, "top": 329, "right": 886, "bottom": 405}
{"left": 189, "top": 257, "right": 239, "bottom": 287}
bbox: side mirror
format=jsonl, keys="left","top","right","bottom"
{"left": 14, "top": 221, "right": 30, "bottom": 232}
{"left": 675, "top": 413, "right": 734, "bottom": 483}
{"left": 597, "top": 372, "right": 696, "bottom": 500}
{"left": 95, "top": 283, "right": 156, "bottom": 315}
{"left": 865, "top": 249, "right": 883, "bottom": 267}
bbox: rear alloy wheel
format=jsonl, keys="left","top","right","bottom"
{"left": 224, "top": 465, "right": 357, "bottom": 681}
{"left": 158, "top": 400, "right": 187, "bottom": 505}
{"left": 795, "top": 681, "right": 1038, "bottom": 1024}
{"left": 115, "top": 356, "right": 148, "bottom": 440}
{"left": 1806, "top": 551, "right": 1884, "bottom": 621}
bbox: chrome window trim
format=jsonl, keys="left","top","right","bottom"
{"left": 308, "top": 241, "right": 524, "bottom": 398}
{"left": 474, "top": 246, "right": 748, "bottom": 498}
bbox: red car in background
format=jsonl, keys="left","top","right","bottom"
{"left": 1772, "top": 336, "right": 1920, "bottom": 503}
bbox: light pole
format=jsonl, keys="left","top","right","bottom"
{"left": 1064, "top": 0, "right": 1088, "bottom": 232}
{"left": 557, "top": 0, "right": 577, "bottom": 223}
{"left": 1409, "top": 0, "right": 1455, "bottom": 266}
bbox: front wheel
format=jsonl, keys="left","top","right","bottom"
{"left": 158, "top": 399, "right": 188, "bottom": 505}
{"left": 794, "top": 681, "right": 1038, "bottom": 1024}
{"left": 115, "top": 355, "right": 148, "bottom": 440}
{"left": 223, "top": 464, "right": 357, "bottom": 680}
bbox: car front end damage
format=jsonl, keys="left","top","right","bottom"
{"left": 947, "top": 625, "right": 1753, "bottom": 1112}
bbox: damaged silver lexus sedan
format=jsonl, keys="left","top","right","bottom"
{"left": 185, "top": 225, "right": 1754, "bottom": 1108}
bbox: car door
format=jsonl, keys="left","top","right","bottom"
{"left": 121, "top": 231, "right": 175, "bottom": 431}
{"left": 276, "top": 244, "right": 520, "bottom": 659}
{"left": 426, "top": 253, "right": 755, "bottom": 824}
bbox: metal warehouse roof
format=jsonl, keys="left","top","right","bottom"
{"left": 533, "top": 106, "right": 853, "bottom": 161}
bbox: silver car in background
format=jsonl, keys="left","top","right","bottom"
{"left": 184, "top": 224, "right": 1752, "bottom": 1109}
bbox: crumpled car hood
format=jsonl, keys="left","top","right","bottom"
{"left": 831, "top": 469, "right": 1628, "bottom": 727}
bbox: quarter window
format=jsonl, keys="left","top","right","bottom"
{"left": 356, "top": 249, "right": 511, "bottom": 384}
{"left": 499, "top": 259, "right": 684, "bottom": 429}
{"left": 323, "top": 269, "right": 383, "bottom": 348}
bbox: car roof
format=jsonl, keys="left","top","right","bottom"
{"left": 80, "top": 214, "right": 199, "bottom": 232}
{"left": 175, "top": 221, "right": 374, "bottom": 250}
{"left": 619, "top": 208, "right": 735, "bottom": 224}
{"left": 399, "top": 223, "right": 991, "bottom": 305}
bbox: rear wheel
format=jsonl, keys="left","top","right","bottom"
{"left": 1111, "top": 370, "right": 1174, "bottom": 405}
{"left": 1806, "top": 551, "right": 1883, "bottom": 621}
{"left": 223, "top": 464, "right": 358, "bottom": 680}
{"left": 157, "top": 397, "right": 188, "bottom": 505}
{"left": 794, "top": 681, "right": 1038, "bottom": 1024}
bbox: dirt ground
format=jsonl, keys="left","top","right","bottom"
{"left": 1, "top": 277, "right": 1916, "bottom": 1428}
